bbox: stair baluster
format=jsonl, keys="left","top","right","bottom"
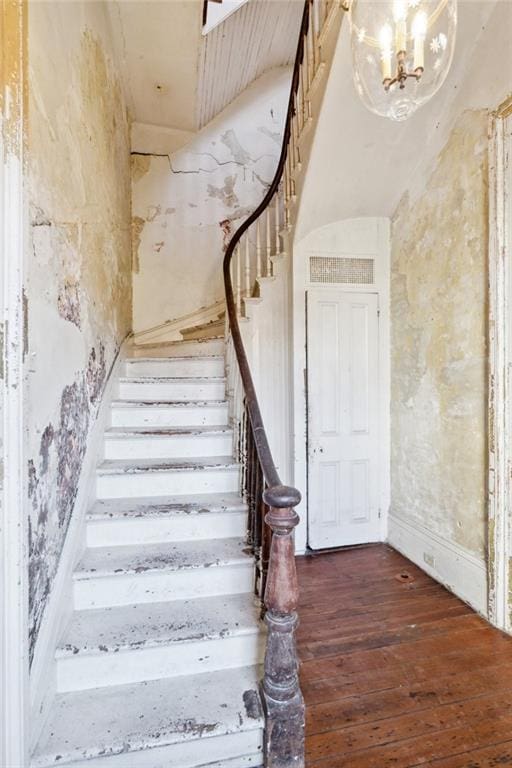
{"left": 235, "top": 243, "right": 242, "bottom": 314}
{"left": 265, "top": 208, "right": 272, "bottom": 277}
{"left": 284, "top": 157, "right": 291, "bottom": 228}
{"left": 255, "top": 218, "right": 262, "bottom": 282}
{"left": 274, "top": 190, "right": 281, "bottom": 255}
{"left": 244, "top": 233, "right": 252, "bottom": 294}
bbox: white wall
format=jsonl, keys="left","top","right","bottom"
{"left": 131, "top": 67, "right": 291, "bottom": 334}
{"left": 292, "top": 218, "right": 390, "bottom": 554}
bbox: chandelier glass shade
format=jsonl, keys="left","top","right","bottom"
{"left": 349, "top": 0, "right": 457, "bottom": 121}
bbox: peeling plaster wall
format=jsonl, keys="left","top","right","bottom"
{"left": 391, "top": 109, "right": 489, "bottom": 561}
{"left": 131, "top": 67, "right": 290, "bottom": 332}
{"left": 27, "top": 2, "right": 132, "bottom": 658}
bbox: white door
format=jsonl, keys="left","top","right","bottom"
{"left": 307, "top": 290, "right": 380, "bottom": 549}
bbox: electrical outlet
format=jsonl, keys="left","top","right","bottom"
{"left": 423, "top": 552, "right": 435, "bottom": 568}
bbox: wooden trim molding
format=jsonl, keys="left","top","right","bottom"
{"left": 0, "top": 0, "right": 29, "bottom": 764}
{"left": 488, "top": 96, "right": 512, "bottom": 631}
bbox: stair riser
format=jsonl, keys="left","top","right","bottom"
{"left": 96, "top": 468, "right": 239, "bottom": 499}
{"left": 57, "top": 632, "right": 264, "bottom": 692}
{"left": 86, "top": 511, "right": 247, "bottom": 547}
{"left": 181, "top": 322, "right": 225, "bottom": 341}
{"left": 118, "top": 380, "right": 225, "bottom": 402}
{"left": 110, "top": 404, "right": 229, "bottom": 429}
{"left": 36, "top": 731, "right": 263, "bottom": 768}
{"left": 123, "top": 358, "right": 225, "bottom": 378}
{"left": 131, "top": 339, "right": 225, "bottom": 359}
{"left": 73, "top": 563, "right": 254, "bottom": 610}
{"left": 104, "top": 433, "right": 233, "bottom": 461}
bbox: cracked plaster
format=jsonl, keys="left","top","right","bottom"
{"left": 131, "top": 67, "right": 291, "bottom": 333}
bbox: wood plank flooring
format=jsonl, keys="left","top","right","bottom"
{"left": 296, "top": 544, "right": 512, "bottom": 767}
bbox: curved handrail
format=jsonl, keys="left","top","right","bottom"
{"left": 222, "top": 0, "right": 310, "bottom": 510}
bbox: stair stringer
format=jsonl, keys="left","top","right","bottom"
{"left": 291, "top": 2, "right": 345, "bottom": 212}
{"left": 240, "top": 244, "right": 294, "bottom": 487}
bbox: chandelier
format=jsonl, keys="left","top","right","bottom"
{"left": 349, "top": 0, "right": 457, "bottom": 121}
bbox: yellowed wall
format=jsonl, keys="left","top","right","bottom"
{"left": 391, "top": 109, "right": 489, "bottom": 560}
{"left": 26, "top": 2, "right": 132, "bottom": 658}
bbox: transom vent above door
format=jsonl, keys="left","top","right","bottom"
{"left": 309, "top": 256, "right": 375, "bottom": 285}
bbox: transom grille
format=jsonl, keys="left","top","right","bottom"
{"left": 309, "top": 256, "right": 375, "bottom": 285}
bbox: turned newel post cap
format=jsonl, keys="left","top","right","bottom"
{"left": 263, "top": 484, "right": 301, "bottom": 509}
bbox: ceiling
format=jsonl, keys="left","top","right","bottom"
{"left": 296, "top": 0, "right": 512, "bottom": 238}
{"left": 107, "top": 0, "right": 203, "bottom": 133}
{"left": 108, "top": 0, "right": 302, "bottom": 134}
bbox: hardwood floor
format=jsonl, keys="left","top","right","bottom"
{"left": 296, "top": 544, "right": 512, "bottom": 767}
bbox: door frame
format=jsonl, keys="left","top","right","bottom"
{"left": 488, "top": 95, "right": 512, "bottom": 631}
{"left": 306, "top": 287, "right": 382, "bottom": 549}
{"left": 291, "top": 218, "right": 391, "bottom": 554}
{"left": 0, "top": 1, "right": 29, "bottom": 764}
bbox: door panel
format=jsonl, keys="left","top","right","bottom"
{"left": 307, "top": 290, "right": 380, "bottom": 549}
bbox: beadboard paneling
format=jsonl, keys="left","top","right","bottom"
{"left": 198, "top": 0, "right": 302, "bottom": 128}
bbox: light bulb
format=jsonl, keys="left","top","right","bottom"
{"left": 412, "top": 10, "right": 427, "bottom": 70}
{"left": 393, "top": 0, "right": 407, "bottom": 21}
{"left": 412, "top": 10, "right": 428, "bottom": 36}
{"left": 379, "top": 24, "right": 393, "bottom": 80}
{"left": 379, "top": 23, "right": 393, "bottom": 47}
{"left": 393, "top": 0, "right": 407, "bottom": 53}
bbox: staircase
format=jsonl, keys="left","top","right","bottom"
{"left": 32, "top": 2, "right": 346, "bottom": 765}
{"left": 32, "top": 336, "right": 265, "bottom": 768}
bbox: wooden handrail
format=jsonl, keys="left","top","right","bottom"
{"left": 222, "top": 1, "right": 309, "bottom": 505}
{"left": 222, "top": 1, "right": 317, "bottom": 765}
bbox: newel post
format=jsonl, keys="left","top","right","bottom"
{"left": 261, "top": 485, "right": 304, "bottom": 768}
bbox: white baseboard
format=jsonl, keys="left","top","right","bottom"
{"left": 388, "top": 510, "right": 488, "bottom": 617}
{"left": 29, "top": 336, "right": 131, "bottom": 752}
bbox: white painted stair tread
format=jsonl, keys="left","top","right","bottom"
{"left": 57, "top": 593, "right": 261, "bottom": 657}
{"left": 111, "top": 399, "right": 227, "bottom": 407}
{"left": 97, "top": 456, "right": 238, "bottom": 475}
{"left": 74, "top": 538, "right": 251, "bottom": 580}
{"left": 86, "top": 493, "right": 246, "bottom": 520}
{"left": 105, "top": 426, "right": 231, "bottom": 435}
{"left": 31, "top": 665, "right": 263, "bottom": 768}
{"left": 126, "top": 339, "right": 225, "bottom": 359}
{"left": 119, "top": 376, "right": 226, "bottom": 383}
{"left": 124, "top": 354, "right": 225, "bottom": 364}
